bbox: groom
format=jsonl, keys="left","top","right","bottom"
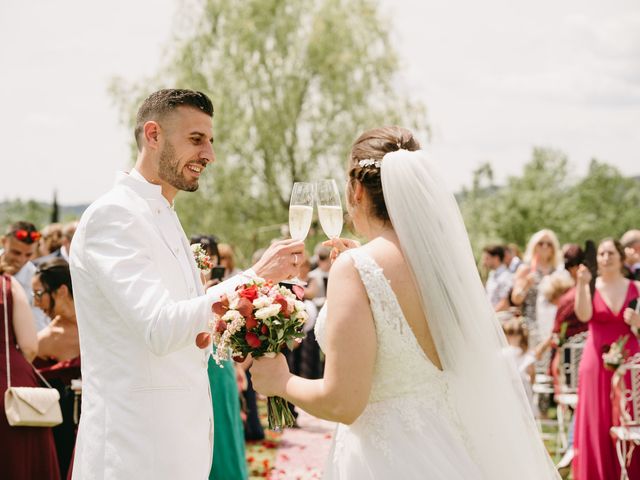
{"left": 69, "top": 89, "right": 303, "bottom": 479}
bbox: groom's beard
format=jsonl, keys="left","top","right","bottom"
{"left": 158, "top": 140, "right": 200, "bottom": 192}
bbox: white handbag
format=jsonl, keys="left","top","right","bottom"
{"left": 3, "top": 275, "right": 62, "bottom": 427}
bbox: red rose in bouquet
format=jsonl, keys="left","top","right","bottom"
{"left": 206, "top": 278, "right": 308, "bottom": 429}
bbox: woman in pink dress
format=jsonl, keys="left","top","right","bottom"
{"left": 573, "top": 238, "right": 640, "bottom": 480}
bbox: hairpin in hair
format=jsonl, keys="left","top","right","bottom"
{"left": 358, "top": 159, "right": 381, "bottom": 168}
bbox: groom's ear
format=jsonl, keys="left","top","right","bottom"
{"left": 143, "top": 121, "right": 161, "bottom": 150}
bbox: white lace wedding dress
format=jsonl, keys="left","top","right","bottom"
{"left": 314, "top": 248, "right": 483, "bottom": 479}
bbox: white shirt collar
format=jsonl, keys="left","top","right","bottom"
{"left": 129, "top": 167, "right": 148, "bottom": 183}
{"left": 119, "top": 169, "right": 173, "bottom": 208}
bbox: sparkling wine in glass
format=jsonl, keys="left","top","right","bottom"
{"left": 289, "top": 182, "right": 314, "bottom": 241}
{"left": 316, "top": 179, "right": 343, "bottom": 239}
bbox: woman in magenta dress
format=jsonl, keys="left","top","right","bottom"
{"left": 0, "top": 273, "right": 60, "bottom": 479}
{"left": 573, "top": 238, "right": 640, "bottom": 480}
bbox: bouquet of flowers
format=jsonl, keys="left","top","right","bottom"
{"left": 191, "top": 243, "right": 214, "bottom": 271}
{"left": 602, "top": 334, "right": 630, "bottom": 371}
{"left": 208, "top": 278, "right": 308, "bottom": 429}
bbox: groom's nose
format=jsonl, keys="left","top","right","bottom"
{"left": 201, "top": 143, "right": 215, "bottom": 164}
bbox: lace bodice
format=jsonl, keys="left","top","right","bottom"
{"left": 315, "top": 249, "right": 468, "bottom": 462}
{"left": 314, "top": 248, "right": 448, "bottom": 404}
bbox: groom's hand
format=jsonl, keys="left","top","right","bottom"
{"left": 252, "top": 239, "right": 305, "bottom": 282}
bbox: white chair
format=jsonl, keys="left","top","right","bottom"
{"left": 610, "top": 353, "right": 640, "bottom": 480}
{"left": 554, "top": 331, "right": 588, "bottom": 453}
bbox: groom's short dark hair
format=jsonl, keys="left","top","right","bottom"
{"left": 134, "top": 89, "right": 214, "bottom": 150}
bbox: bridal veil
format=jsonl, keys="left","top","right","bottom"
{"left": 381, "top": 150, "right": 560, "bottom": 479}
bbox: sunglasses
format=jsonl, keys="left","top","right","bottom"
{"left": 32, "top": 289, "right": 47, "bottom": 300}
{"left": 537, "top": 241, "right": 553, "bottom": 247}
{"left": 12, "top": 229, "right": 41, "bottom": 243}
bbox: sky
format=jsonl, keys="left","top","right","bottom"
{"left": 1, "top": 0, "right": 639, "bottom": 205}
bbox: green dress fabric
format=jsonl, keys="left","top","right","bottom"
{"left": 208, "top": 356, "right": 248, "bottom": 480}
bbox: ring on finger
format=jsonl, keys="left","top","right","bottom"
{"left": 293, "top": 253, "right": 299, "bottom": 267}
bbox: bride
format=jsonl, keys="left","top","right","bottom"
{"left": 250, "top": 126, "right": 559, "bottom": 479}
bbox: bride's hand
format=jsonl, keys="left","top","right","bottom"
{"left": 322, "top": 238, "right": 361, "bottom": 263}
{"left": 250, "top": 353, "right": 291, "bottom": 397}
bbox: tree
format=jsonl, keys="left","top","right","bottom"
{"left": 0, "top": 199, "right": 51, "bottom": 230}
{"left": 460, "top": 148, "right": 640, "bottom": 255}
{"left": 563, "top": 159, "right": 640, "bottom": 243}
{"left": 111, "top": 0, "right": 427, "bottom": 262}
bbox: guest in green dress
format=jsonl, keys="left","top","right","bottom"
{"left": 208, "top": 356, "right": 248, "bottom": 480}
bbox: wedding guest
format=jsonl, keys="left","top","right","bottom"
{"left": 307, "top": 244, "right": 331, "bottom": 309}
{"left": 535, "top": 245, "right": 588, "bottom": 368}
{"left": 38, "top": 223, "right": 64, "bottom": 259}
{"left": 34, "top": 221, "right": 78, "bottom": 266}
{"left": 218, "top": 243, "right": 242, "bottom": 280}
{"left": 285, "top": 253, "right": 320, "bottom": 381}
{"left": 535, "top": 244, "right": 587, "bottom": 470}
{"left": 32, "top": 258, "right": 81, "bottom": 479}
{"left": 621, "top": 229, "right": 640, "bottom": 281}
{"left": 68, "top": 89, "right": 303, "bottom": 478}
{"left": 482, "top": 244, "right": 513, "bottom": 312}
{"left": 573, "top": 238, "right": 640, "bottom": 479}
{"left": 207, "top": 355, "right": 248, "bottom": 480}
{"left": 502, "top": 316, "right": 535, "bottom": 412}
{"left": 0, "top": 221, "right": 50, "bottom": 331}
{"left": 187, "top": 236, "right": 248, "bottom": 480}
{"left": 511, "top": 229, "right": 563, "bottom": 346}
{"left": 0, "top": 266, "right": 60, "bottom": 479}
{"left": 299, "top": 245, "right": 329, "bottom": 379}
{"left": 505, "top": 243, "right": 523, "bottom": 273}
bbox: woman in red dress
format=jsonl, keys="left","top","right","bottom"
{"left": 33, "top": 259, "right": 81, "bottom": 479}
{"left": 0, "top": 272, "right": 60, "bottom": 479}
{"left": 573, "top": 238, "right": 640, "bottom": 480}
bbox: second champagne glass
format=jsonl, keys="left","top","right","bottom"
{"left": 316, "top": 179, "right": 343, "bottom": 239}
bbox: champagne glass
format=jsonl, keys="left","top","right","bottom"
{"left": 316, "top": 179, "right": 343, "bottom": 239}
{"left": 289, "top": 182, "right": 314, "bottom": 241}
{"left": 287, "top": 182, "right": 314, "bottom": 286}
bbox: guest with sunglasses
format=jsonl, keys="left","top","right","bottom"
{"left": 32, "top": 258, "right": 81, "bottom": 479}
{"left": 0, "top": 221, "right": 50, "bottom": 331}
{"left": 511, "top": 229, "right": 564, "bottom": 348}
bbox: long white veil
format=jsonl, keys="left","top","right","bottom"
{"left": 381, "top": 150, "right": 559, "bottom": 479}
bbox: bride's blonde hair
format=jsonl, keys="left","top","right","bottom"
{"left": 347, "top": 126, "right": 420, "bottom": 222}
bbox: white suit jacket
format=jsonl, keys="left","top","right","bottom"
{"left": 70, "top": 172, "right": 248, "bottom": 479}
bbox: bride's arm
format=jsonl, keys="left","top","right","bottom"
{"left": 251, "top": 254, "right": 377, "bottom": 425}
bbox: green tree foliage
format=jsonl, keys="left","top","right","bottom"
{"left": 111, "top": 0, "right": 427, "bottom": 263}
{"left": 460, "top": 148, "right": 640, "bottom": 255}
{"left": 0, "top": 199, "right": 51, "bottom": 230}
